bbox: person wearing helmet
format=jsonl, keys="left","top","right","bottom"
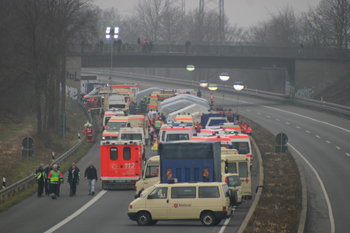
{"left": 86, "top": 123, "right": 94, "bottom": 143}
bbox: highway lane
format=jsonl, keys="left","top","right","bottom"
{"left": 83, "top": 68, "right": 350, "bottom": 232}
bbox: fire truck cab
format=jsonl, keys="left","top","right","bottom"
{"left": 100, "top": 140, "right": 143, "bottom": 190}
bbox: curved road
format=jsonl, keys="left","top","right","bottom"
{"left": 0, "top": 68, "right": 349, "bottom": 233}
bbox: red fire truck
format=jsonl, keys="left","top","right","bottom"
{"left": 100, "top": 140, "right": 143, "bottom": 190}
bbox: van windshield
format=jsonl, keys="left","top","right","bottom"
{"left": 106, "top": 122, "right": 126, "bottom": 131}
{"left": 166, "top": 134, "right": 189, "bottom": 141}
{"left": 145, "top": 163, "right": 159, "bottom": 178}
{"left": 109, "top": 104, "right": 126, "bottom": 109}
{"left": 121, "top": 134, "right": 142, "bottom": 140}
{"left": 232, "top": 142, "right": 250, "bottom": 154}
{"left": 226, "top": 176, "right": 241, "bottom": 187}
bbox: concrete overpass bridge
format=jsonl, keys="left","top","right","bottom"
{"left": 70, "top": 44, "right": 350, "bottom": 95}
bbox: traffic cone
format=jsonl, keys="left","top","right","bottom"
{"left": 151, "top": 141, "right": 158, "bottom": 150}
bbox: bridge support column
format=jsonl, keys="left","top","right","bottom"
{"left": 285, "top": 68, "right": 295, "bottom": 96}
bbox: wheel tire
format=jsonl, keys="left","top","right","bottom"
{"left": 200, "top": 211, "right": 216, "bottom": 226}
{"left": 229, "top": 190, "right": 237, "bottom": 206}
{"left": 136, "top": 212, "right": 152, "bottom": 226}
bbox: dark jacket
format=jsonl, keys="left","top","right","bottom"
{"left": 35, "top": 168, "right": 45, "bottom": 183}
{"left": 44, "top": 166, "right": 52, "bottom": 180}
{"left": 68, "top": 168, "right": 80, "bottom": 183}
{"left": 84, "top": 166, "right": 98, "bottom": 180}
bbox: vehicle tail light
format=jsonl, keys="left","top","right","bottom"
{"left": 223, "top": 206, "right": 226, "bottom": 211}
{"left": 225, "top": 177, "right": 228, "bottom": 185}
{"left": 129, "top": 205, "right": 132, "bottom": 209}
{"left": 247, "top": 196, "right": 252, "bottom": 199}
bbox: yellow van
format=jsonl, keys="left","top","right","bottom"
{"left": 135, "top": 156, "right": 160, "bottom": 197}
{"left": 221, "top": 149, "right": 252, "bottom": 198}
{"left": 128, "top": 182, "right": 233, "bottom": 226}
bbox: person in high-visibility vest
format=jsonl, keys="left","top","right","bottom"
{"left": 155, "top": 117, "right": 162, "bottom": 136}
{"left": 246, "top": 125, "right": 252, "bottom": 135}
{"left": 210, "top": 93, "right": 214, "bottom": 109}
{"left": 48, "top": 164, "right": 63, "bottom": 199}
{"left": 35, "top": 164, "right": 45, "bottom": 197}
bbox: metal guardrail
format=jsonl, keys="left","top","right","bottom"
{"left": 72, "top": 44, "right": 350, "bottom": 59}
{"left": 110, "top": 70, "right": 350, "bottom": 117}
{"left": 0, "top": 105, "right": 92, "bottom": 203}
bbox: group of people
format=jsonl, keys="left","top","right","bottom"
{"left": 94, "top": 39, "right": 104, "bottom": 53}
{"left": 147, "top": 110, "right": 165, "bottom": 144}
{"left": 137, "top": 38, "right": 153, "bottom": 53}
{"left": 139, "top": 96, "right": 150, "bottom": 114}
{"left": 239, "top": 121, "right": 252, "bottom": 135}
{"left": 35, "top": 162, "right": 99, "bottom": 199}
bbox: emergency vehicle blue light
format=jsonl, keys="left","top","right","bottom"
{"left": 113, "top": 109, "right": 115, "bottom": 111}
{"left": 219, "top": 123, "right": 223, "bottom": 125}
{"left": 234, "top": 122, "right": 238, "bottom": 125}
{"left": 168, "top": 178, "right": 176, "bottom": 184}
{"left": 234, "top": 131, "right": 238, "bottom": 134}
{"left": 130, "top": 141, "right": 133, "bottom": 143}
{"left": 119, "top": 109, "right": 122, "bottom": 111}
{"left": 187, "top": 123, "right": 193, "bottom": 126}
{"left": 125, "top": 114, "right": 128, "bottom": 116}
{"left": 229, "top": 145, "right": 233, "bottom": 149}
{"left": 115, "top": 113, "right": 118, "bottom": 116}
{"left": 208, "top": 110, "right": 211, "bottom": 112}
{"left": 188, "top": 113, "right": 190, "bottom": 115}
{"left": 229, "top": 109, "right": 232, "bottom": 111}
{"left": 106, "top": 84, "right": 109, "bottom": 87}
{"left": 106, "top": 141, "right": 110, "bottom": 144}
{"left": 178, "top": 113, "right": 181, "bottom": 115}
{"left": 220, "top": 127, "right": 223, "bottom": 128}
{"left": 181, "top": 121, "right": 184, "bottom": 124}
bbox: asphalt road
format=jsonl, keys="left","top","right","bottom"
{"left": 1, "top": 68, "right": 349, "bottom": 233}
{"left": 82, "top": 68, "right": 350, "bottom": 233}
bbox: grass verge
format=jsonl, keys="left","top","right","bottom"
{"left": 241, "top": 116, "right": 302, "bottom": 233}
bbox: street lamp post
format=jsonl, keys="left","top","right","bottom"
{"left": 200, "top": 80, "right": 208, "bottom": 99}
{"left": 233, "top": 81, "right": 244, "bottom": 117}
{"left": 106, "top": 26, "right": 119, "bottom": 96}
{"left": 219, "top": 72, "right": 230, "bottom": 105}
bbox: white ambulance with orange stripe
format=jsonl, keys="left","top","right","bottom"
{"left": 174, "top": 114, "right": 194, "bottom": 125}
{"left": 102, "top": 115, "right": 146, "bottom": 141}
{"left": 135, "top": 155, "right": 160, "bottom": 197}
{"left": 159, "top": 123, "right": 196, "bottom": 143}
{"left": 102, "top": 109, "right": 125, "bottom": 129}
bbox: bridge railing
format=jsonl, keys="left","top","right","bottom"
{"left": 73, "top": 43, "right": 350, "bottom": 59}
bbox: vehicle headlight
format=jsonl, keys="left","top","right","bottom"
{"left": 102, "top": 136, "right": 105, "bottom": 139}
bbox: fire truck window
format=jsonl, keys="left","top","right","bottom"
{"left": 227, "top": 163, "right": 237, "bottom": 173}
{"left": 239, "top": 162, "right": 248, "bottom": 178}
{"left": 110, "top": 147, "right": 118, "bottom": 160}
{"left": 123, "top": 147, "right": 131, "bottom": 160}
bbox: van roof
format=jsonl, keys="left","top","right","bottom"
{"left": 155, "top": 182, "right": 226, "bottom": 187}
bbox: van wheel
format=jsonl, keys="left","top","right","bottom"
{"left": 136, "top": 212, "right": 151, "bottom": 225}
{"left": 229, "top": 190, "right": 238, "bottom": 206}
{"left": 201, "top": 211, "right": 216, "bottom": 226}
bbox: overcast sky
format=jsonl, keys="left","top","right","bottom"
{"left": 93, "top": 0, "right": 322, "bottom": 28}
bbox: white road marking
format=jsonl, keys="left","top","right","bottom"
{"left": 326, "top": 141, "right": 331, "bottom": 144}
{"left": 276, "top": 119, "right": 280, "bottom": 121}
{"left": 218, "top": 206, "right": 236, "bottom": 233}
{"left": 316, "top": 135, "right": 321, "bottom": 138}
{"left": 266, "top": 115, "right": 271, "bottom": 118}
{"left": 246, "top": 109, "right": 251, "bottom": 112}
{"left": 288, "top": 144, "right": 335, "bottom": 233}
{"left": 336, "top": 146, "right": 341, "bottom": 150}
{"left": 257, "top": 112, "right": 261, "bottom": 115}
{"left": 286, "top": 122, "right": 290, "bottom": 125}
{"left": 44, "top": 190, "right": 107, "bottom": 233}
{"left": 296, "top": 126, "right": 300, "bottom": 129}
{"left": 306, "top": 131, "right": 311, "bottom": 133}
{"left": 346, "top": 153, "right": 350, "bottom": 157}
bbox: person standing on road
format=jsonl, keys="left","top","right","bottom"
{"left": 67, "top": 163, "right": 80, "bottom": 197}
{"left": 84, "top": 162, "right": 98, "bottom": 196}
{"left": 48, "top": 164, "right": 63, "bottom": 199}
{"left": 210, "top": 93, "right": 214, "bottom": 109}
{"left": 185, "top": 38, "right": 191, "bottom": 53}
{"left": 35, "top": 164, "right": 45, "bottom": 197}
{"left": 137, "top": 37, "right": 141, "bottom": 52}
{"left": 197, "top": 89, "right": 202, "bottom": 97}
{"left": 44, "top": 163, "right": 53, "bottom": 195}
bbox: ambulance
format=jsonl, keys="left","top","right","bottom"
{"left": 148, "top": 91, "right": 176, "bottom": 111}
{"left": 100, "top": 140, "right": 143, "bottom": 189}
{"left": 159, "top": 123, "right": 196, "bottom": 143}
{"left": 221, "top": 148, "right": 252, "bottom": 199}
{"left": 190, "top": 135, "right": 232, "bottom": 147}
{"left": 128, "top": 181, "right": 233, "bottom": 226}
{"left": 118, "top": 127, "right": 146, "bottom": 159}
{"left": 107, "top": 95, "right": 128, "bottom": 113}
{"left": 135, "top": 156, "right": 160, "bottom": 197}
{"left": 102, "top": 109, "right": 125, "bottom": 129}
{"left": 219, "top": 132, "right": 253, "bottom": 169}
{"left": 174, "top": 114, "right": 194, "bottom": 125}
{"left": 102, "top": 115, "right": 146, "bottom": 141}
